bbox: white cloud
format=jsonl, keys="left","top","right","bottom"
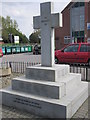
{"left": 2, "top": 2, "right": 39, "bottom": 17}
{"left": 0, "top": 3, "right": 2, "bottom": 16}
{"left": 1, "top": 0, "right": 71, "bottom": 38}
{"left": 2, "top": 2, "right": 40, "bottom": 37}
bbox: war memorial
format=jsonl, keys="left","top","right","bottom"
{"left": 0, "top": 2, "right": 88, "bottom": 118}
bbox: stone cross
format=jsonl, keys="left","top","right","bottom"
{"left": 33, "top": 2, "right": 59, "bottom": 67}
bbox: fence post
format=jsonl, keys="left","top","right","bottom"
{"left": 86, "top": 67, "right": 88, "bottom": 81}
{"left": 9, "top": 62, "right": 12, "bottom": 72}
{"left": 6, "top": 62, "right": 8, "bottom": 68}
{"left": 21, "top": 62, "right": 22, "bottom": 73}
{"left": 23, "top": 62, "right": 24, "bottom": 73}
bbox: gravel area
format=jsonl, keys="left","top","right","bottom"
{"left": 0, "top": 73, "right": 23, "bottom": 89}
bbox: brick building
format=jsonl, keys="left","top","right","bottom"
{"left": 55, "top": 1, "right": 90, "bottom": 50}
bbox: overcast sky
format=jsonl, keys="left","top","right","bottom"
{"left": 1, "top": 0, "right": 71, "bottom": 38}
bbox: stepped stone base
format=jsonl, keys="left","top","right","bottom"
{"left": 0, "top": 64, "right": 89, "bottom": 118}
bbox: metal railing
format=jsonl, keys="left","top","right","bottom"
{"left": 0, "top": 62, "right": 90, "bottom": 81}
{"left": 69, "top": 64, "right": 90, "bottom": 81}
{"left": 9, "top": 62, "right": 40, "bottom": 73}
{"left": 0, "top": 62, "right": 10, "bottom": 69}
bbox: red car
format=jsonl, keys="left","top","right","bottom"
{"left": 0, "top": 48, "right": 3, "bottom": 57}
{"left": 55, "top": 43, "right": 90, "bottom": 65}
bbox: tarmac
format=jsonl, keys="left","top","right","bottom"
{"left": 0, "top": 73, "right": 90, "bottom": 119}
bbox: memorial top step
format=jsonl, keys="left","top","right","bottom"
{"left": 26, "top": 64, "right": 70, "bottom": 82}
{"left": 27, "top": 64, "right": 69, "bottom": 70}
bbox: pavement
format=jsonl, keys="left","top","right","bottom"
{"left": 1, "top": 53, "right": 41, "bottom": 63}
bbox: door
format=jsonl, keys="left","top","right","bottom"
{"left": 77, "top": 44, "right": 90, "bottom": 63}
{"left": 60, "top": 44, "right": 79, "bottom": 63}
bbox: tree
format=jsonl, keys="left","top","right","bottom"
{"left": 2, "top": 29, "right": 9, "bottom": 43}
{"left": 29, "top": 30, "right": 41, "bottom": 43}
{"left": 6, "top": 16, "right": 11, "bottom": 28}
{"left": 2, "top": 17, "right": 7, "bottom": 29}
{"left": 13, "top": 20, "right": 18, "bottom": 30}
{"left": 0, "top": 16, "right": 2, "bottom": 36}
{"left": 1, "top": 16, "right": 28, "bottom": 43}
{"left": 10, "top": 19, "right": 13, "bottom": 28}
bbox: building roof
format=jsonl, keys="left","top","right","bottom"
{"left": 61, "top": 0, "right": 84, "bottom": 13}
{"left": 61, "top": 1, "right": 73, "bottom": 13}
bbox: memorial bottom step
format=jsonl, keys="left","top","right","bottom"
{"left": 1, "top": 82, "right": 88, "bottom": 118}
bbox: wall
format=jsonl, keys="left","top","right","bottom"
{"left": 85, "top": 2, "right": 90, "bottom": 42}
{"left": 55, "top": 7, "right": 70, "bottom": 50}
{"left": 87, "top": 2, "right": 90, "bottom": 40}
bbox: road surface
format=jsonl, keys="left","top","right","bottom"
{"left": 0, "top": 53, "right": 41, "bottom": 63}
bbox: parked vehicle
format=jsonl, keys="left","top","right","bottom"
{"left": 55, "top": 43, "right": 90, "bottom": 65}
{"left": 33, "top": 44, "right": 41, "bottom": 55}
{"left": 0, "top": 48, "right": 3, "bottom": 57}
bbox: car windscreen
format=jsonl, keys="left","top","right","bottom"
{"left": 64, "top": 44, "right": 79, "bottom": 52}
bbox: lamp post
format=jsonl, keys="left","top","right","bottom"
{"left": 9, "top": 33, "right": 13, "bottom": 43}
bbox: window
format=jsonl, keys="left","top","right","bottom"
{"left": 80, "top": 2, "right": 85, "bottom": 7}
{"left": 87, "top": 45, "right": 90, "bottom": 52}
{"left": 80, "top": 31, "right": 84, "bottom": 37}
{"left": 64, "top": 36, "right": 71, "bottom": 44}
{"left": 80, "top": 45, "right": 90, "bottom": 52}
{"left": 72, "top": 31, "right": 79, "bottom": 37}
{"left": 64, "top": 44, "right": 79, "bottom": 52}
{"left": 74, "top": 2, "right": 79, "bottom": 7}
{"left": 72, "top": 31, "right": 84, "bottom": 37}
{"left": 72, "top": 2, "right": 85, "bottom": 8}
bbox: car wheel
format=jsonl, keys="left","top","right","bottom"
{"left": 55, "top": 57, "right": 59, "bottom": 64}
{"left": 88, "top": 59, "right": 90, "bottom": 66}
